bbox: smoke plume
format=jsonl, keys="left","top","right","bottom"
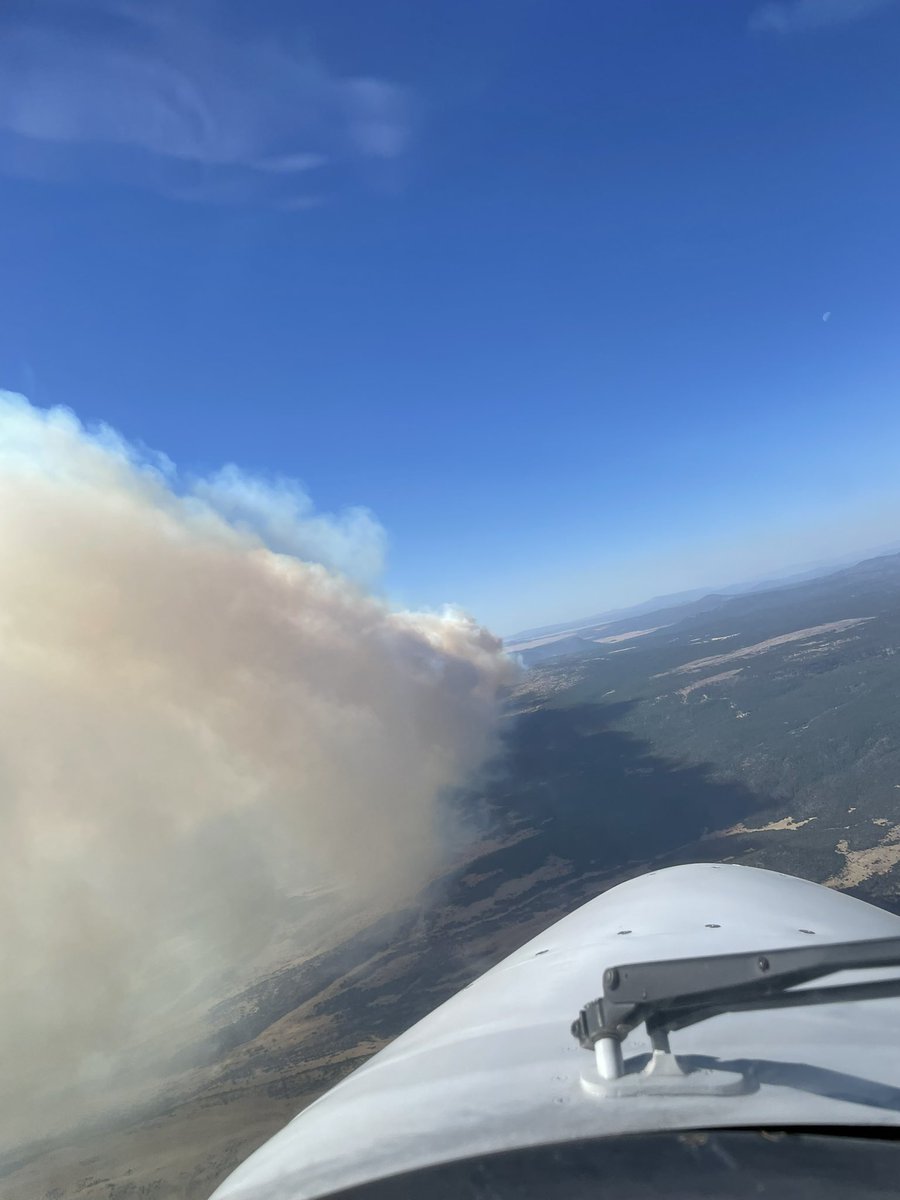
{"left": 0, "top": 393, "right": 515, "bottom": 1146}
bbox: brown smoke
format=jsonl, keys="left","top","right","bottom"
{"left": 0, "top": 393, "right": 515, "bottom": 1146}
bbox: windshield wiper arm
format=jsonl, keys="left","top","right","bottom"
{"left": 572, "top": 935, "right": 900, "bottom": 1082}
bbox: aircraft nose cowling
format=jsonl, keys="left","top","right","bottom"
{"left": 210, "top": 863, "right": 900, "bottom": 1200}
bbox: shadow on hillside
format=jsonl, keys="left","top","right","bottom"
{"left": 134, "top": 701, "right": 777, "bottom": 1089}
{"left": 205, "top": 701, "right": 779, "bottom": 1067}
{"left": 458, "top": 699, "right": 776, "bottom": 881}
{"left": 219, "top": 703, "right": 777, "bottom": 1057}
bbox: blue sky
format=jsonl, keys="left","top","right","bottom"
{"left": 1, "top": 0, "right": 899, "bottom": 634}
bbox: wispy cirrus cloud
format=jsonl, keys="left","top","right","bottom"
{"left": 750, "top": 0, "right": 897, "bottom": 34}
{"left": 0, "top": 0, "right": 413, "bottom": 204}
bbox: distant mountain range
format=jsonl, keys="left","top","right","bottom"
{"left": 506, "top": 540, "right": 900, "bottom": 660}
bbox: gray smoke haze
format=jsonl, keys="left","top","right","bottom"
{"left": 0, "top": 393, "right": 515, "bottom": 1147}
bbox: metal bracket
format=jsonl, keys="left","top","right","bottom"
{"left": 580, "top": 1047, "right": 752, "bottom": 1098}
{"left": 572, "top": 934, "right": 900, "bottom": 1070}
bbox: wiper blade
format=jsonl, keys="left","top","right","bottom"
{"left": 572, "top": 935, "right": 900, "bottom": 1084}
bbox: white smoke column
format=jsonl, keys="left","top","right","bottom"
{"left": 0, "top": 393, "right": 516, "bottom": 1147}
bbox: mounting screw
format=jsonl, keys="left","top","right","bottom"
{"left": 758, "top": 956, "right": 770, "bottom": 972}
{"left": 605, "top": 967, "right": 620, "bottom": 990}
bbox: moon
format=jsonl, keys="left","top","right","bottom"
{"left": 822, "top": 311, "right": 831, "bottom": 322}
